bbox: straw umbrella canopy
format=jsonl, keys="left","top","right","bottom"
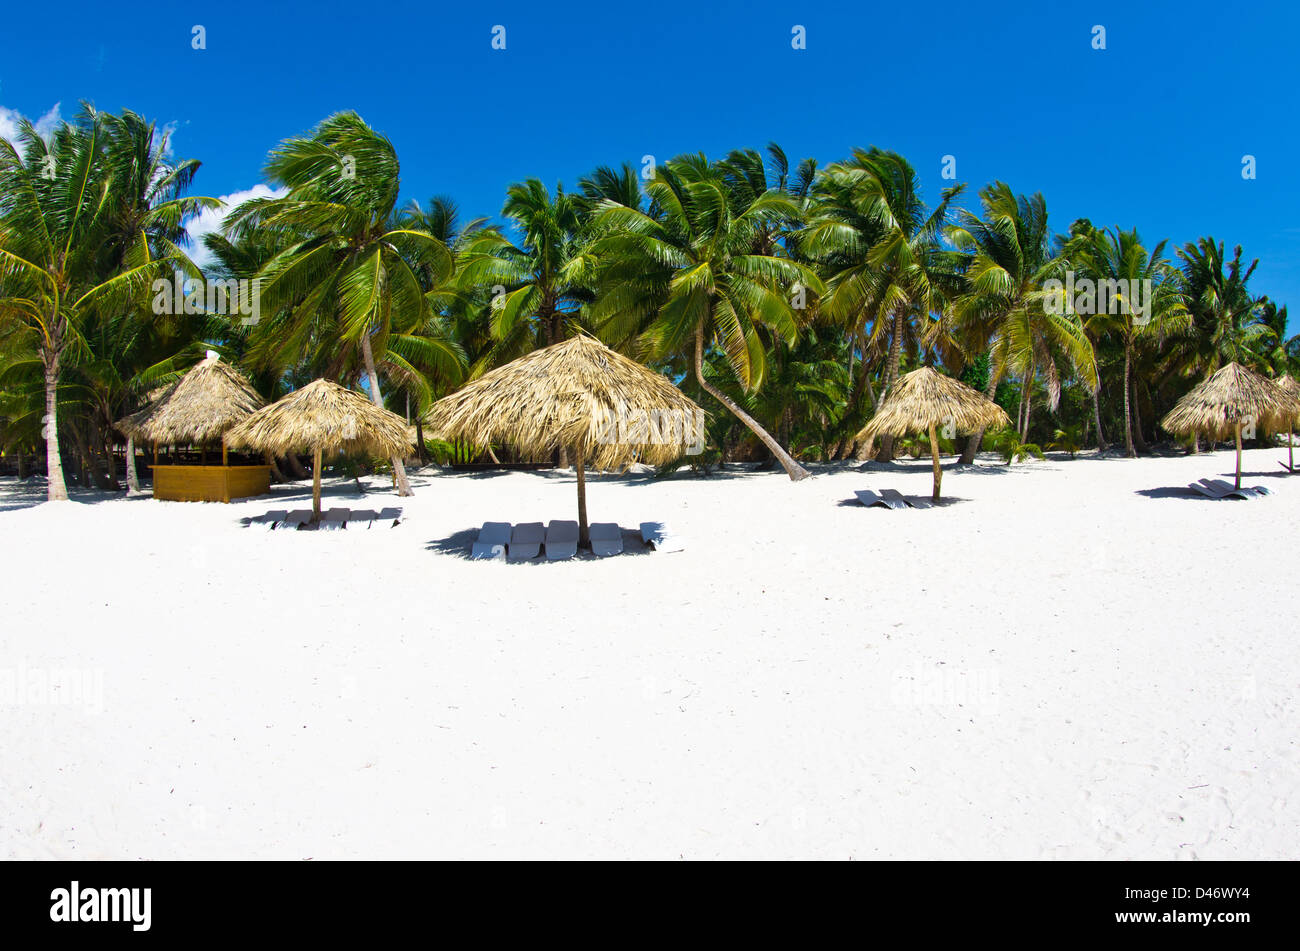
{"left": 857, "top": 366, "right": 1011, "bottom": 501}
{"left": 224, "top": 378, "right": 414, "bottom": 520}
{"left": 116, "top": 353, "right": 265, "bottom": 463}
{"left": 1275, "top": 375, "right": 1300, "bottom": 472}
{"left": 426, "top": 334, "right": 706, "bottom": 544}
{"left": 1160, "top": 362, "right": 1296, "bottom": 489}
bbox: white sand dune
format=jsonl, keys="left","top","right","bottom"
{"left": 1, "top": 448, "right": 1296, "bottom": 860}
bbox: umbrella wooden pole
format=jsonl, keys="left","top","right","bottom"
{"left": 1234, "top": 422, "right": 1243, "bottom": 490}
{"left": 312, "top": 445, "right": 323, "bottom": 522}
{"left": 222, "top": 443, "right": 228, "bottom": 466}
{"left": 928, "top": 423, "right": 943, "bottom": 502}
{"left": 575, "top": 447, "right": 589, "bottom": 546}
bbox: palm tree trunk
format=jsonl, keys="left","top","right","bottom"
{"left": 575, "top": 446, "right": 589, "bottom": 545}
{"left": 694, "top": 324, "right": 808, "bottom": 481}
{"left": 960, "top": 366, "right": 998, "bottom": 465}
{"left": 311, "top": 444, "right": 323, "bottom": 521}
{"left": 928, "top": 422, "right": 943, "bottom": 502}
{"left": 875, "top": 312, "right": 905, "bottom": 462}
{"left": 265, "top": 451, "right": 285, "bottom": 483}
{"left": 1131, "top": 380, "right": 1149, "bottom": 453}
{"left": 1234, "top": 422, "right": 1243, "bottom": 490}
{"left": 1122, "top": 339, "right": 1135, "bottom": 458}
{"left": 415, "top": 416, "right": 427, "bottom": 465}
{"left": 16, "top": 450, "right": 25, "bottom": 480}
{"left": 359, "top": 334, "right": 413, "bottom": 497}
{"left": 125, "top": 435, "right": 141, "bottom": 493}
{"left": 1092, "top": 384, "right": 1108, "bottom": 452}
{"left": 285, "top": 454, "right": 309, "bottom": 479}
{"left": 42, "top": 352, "right": 69, "bottom": 501}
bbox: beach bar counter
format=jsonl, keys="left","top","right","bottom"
{"left": 117, "top": 353, "right": 272, "bottom": 504}
{"left": 151, "top": 457, "right": 271, "bottom": 503}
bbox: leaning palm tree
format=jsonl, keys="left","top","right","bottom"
{"left": 224, "top": 112, "right": 457, "bottom": 497}
{"left": 858, "top": 366, "right": 1009, "bottom": 501}
{"left": 587, "top": 154, "right": 824, "bottom": 480}
{"left": 0, "top": 104, "right": 211, "bottom": 501}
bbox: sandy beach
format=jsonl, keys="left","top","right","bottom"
{"left": 1, "top": 448, "right": 1296, "bottom": 860}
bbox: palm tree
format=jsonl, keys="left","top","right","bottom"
{"left": 225, "top": 112, "right": 456, "bottom": 496}
{"left": 453, "top": 179, "right": 593, "bottom": 363}
{"left": 1063, "top": 225, "right": 1189, "bottom": 456}
{"left": 804, "top": 148, "right": 963, "bottom": 460}
{"left": 947, "top": 183, "right": 1094, "bottom": 461}
{"left": 1171, "top": 238, "right": 1275, "bottom": 374}
{"left": 587, "top": 154, "right": 824, "bottom": 480}
{"left": 0, "top": 105, "right": 208, "bottom": 501}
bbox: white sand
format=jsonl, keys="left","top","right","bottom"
{"left": 1, "top": 448, "right": 1297, "bottom": 859}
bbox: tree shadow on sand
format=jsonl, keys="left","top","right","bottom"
{"left": 0, "top": 479, "right": 145, "bottom": 513}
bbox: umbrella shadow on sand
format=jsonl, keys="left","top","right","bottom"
{"left": 426, "top": 525, "right": 652, "bottom": 561}
{"left": 1135, "top": 486, "right": 1231, "bottom": 501}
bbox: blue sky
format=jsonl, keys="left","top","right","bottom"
{"left": 2, "top": 0, "right": 1296, "bottom": 324}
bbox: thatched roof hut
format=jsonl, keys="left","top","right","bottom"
{"left": 1275, "top": 375, "right": 1300, "bottom": 425}
{"left": 1160, "top": 362, "right": 1296, "bottom": 489}
{"left": 856, "top": 366, "right": 1011, "bottom": 501}
{"left": 1273, "top": 374, "right": 1300, "bottom": 472}
{"left": 224, "top": 378, "right": 413, "bottom": 520}
{"left": 426, "top": 334, "right": 706, "bottom": 543}
{"left": 116, "top": 353, "right": 265, "bottom": 447}
{"left": 1160, "top": 362, "right": 1291, "bottom": 440}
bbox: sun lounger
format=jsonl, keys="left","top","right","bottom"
{"left": 350, "top": 508, "right": 379, "bottom": 529}
{"left": 471, "top": 521, "right": 511, "bottom": 560}
{"left": 283, "top": 509, "right": 314, "bottom": 530}
{"left": 376, "top": 506, "right": 402, "bottom": 527}
{"left": 879, "top": 489, "right": 914, "bottom": 510}
{"left": 854, "top": 489, "right": 890, "bottom": 508}
{"left": 1190, "top": 478, "right": 1271, "bottom": 500}
{"left": 857, "top": 488, "right": 932, "bottom": 510}
{"left": 320, "top": 507, "right": 349, "bottom": 531}
{"left": 589, "top": 522, "right": 623, "bottom": 557}
{"left": 1205, "top": 478, "right": 1270, "bottom": 499}
{"left": 545, "top": 520, "right": 580, "bottom": 560}
{"left": 509, "top": 522, "right": 545, "bottom": 561}
{"left": 640, "top": 521, "right": 686, "bottom": 553}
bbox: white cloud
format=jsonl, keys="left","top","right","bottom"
{"left": 0, "top": 102, "right": 62, "bottom": 146}
{"left": 0, "top": 107, "right": 20, "bottom": 145}
{"left": 185, "top": 184, "right": 288, "bottom": 267}
{"left": 33, "top": 102, "right": 62, "bottom": 139}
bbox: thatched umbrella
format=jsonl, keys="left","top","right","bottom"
{"left": 116, "top": 352, "right": 265, "bottom": 464}
{"left": 426, "top": 334, "right": 705, "bottom": 544}
{"left": 1276, "top": 375, "right": 1300, "bottom": 472}
{"left": 224, "top": 378, "right": 413, "bottom": 521}
{"left": 857, "top": 366, "right": 1011, "bottom": 501}
{"left": 1160, "top": 362, "right": 1296, "bottom": 489}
